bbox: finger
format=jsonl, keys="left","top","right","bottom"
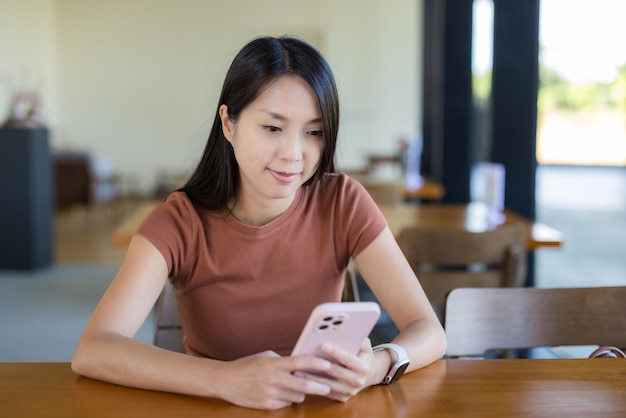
{"left": 325, "top": 391, "right": 353, "bottom": 402}
{"left": 254, "top": 350, "right": 281, "bottom": 358}
{"left": 260, "top": 375, "right": 331, "bottom": 408}
{"left": 288, "top": 372, "right": 332, "bottom": 397}
{"left": 324, "top": 365, "right": 367, "bottom": 390}
{"left": 285, "top": 354, "right": 333, "bottom": 374}
{"left": 242, "top": 370, "right": 330, "bottom": 408}
{"left": 358, "top": 338, "right": 373, "bottom": 354}
{"left": 295, "top": 370, "right": 361, "bottom": 400}
{"left": 294, "top": 374, "right": 352, "bottom": 402}
{"left": 320, "top": 344, "right": 368, "bottom": 375}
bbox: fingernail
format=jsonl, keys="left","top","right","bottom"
{"left": 321, "top": 343, "right": 333, "bottom": 353}
{"left": 318, "top": 360, "right": 331, "bottom": 369}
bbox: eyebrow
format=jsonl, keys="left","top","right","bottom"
{"left": 260, "top": 109, "right": 322, "bottom": 124}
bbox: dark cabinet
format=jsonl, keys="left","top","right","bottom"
{"left": 0, "top": 128, "right": 53, "bottom": 269}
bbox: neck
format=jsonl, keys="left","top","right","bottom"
{"left": 228, "top": 193, "right": 297, "bottom": 226}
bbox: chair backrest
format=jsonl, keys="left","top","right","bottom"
{"left": 54, "top": 153, "right": 91, "bottom": 209}
{"left": 362, "top": 181, "right": 404, "bottom": 204}
{"left": 153, "top": 280, "right": 185, "bottom": 353}
{"left": 444, "top": 286, "right": 626, "bottom": 357}
{"left": 153, "top": 269, "right": 360, "bottom": 352}
{"left": 396, "top": 224, "right": 527, "bottom": 316}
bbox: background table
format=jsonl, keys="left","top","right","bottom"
{"left": 113, "top": 201, "right": 563, "bottom": 250}
{"left": 378, "top": 202, "right": 563, "bottom": 250}
{"left": 3, "top": 359, "right": 625, "bottom": 417}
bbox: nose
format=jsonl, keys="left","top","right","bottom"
{"left": 279, "top": 133, "right": 302, "bottom": 161}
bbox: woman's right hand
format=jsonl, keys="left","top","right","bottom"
{"left": 215, "top": 350, "right": 333, "bottom": 410}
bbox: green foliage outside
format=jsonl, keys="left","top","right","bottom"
{"left": 472, "top": 72, "right": 492, "bottom": 101}
{"left": 538, "top": 63, "right": 626, "bottom": 114}
{"left": 473, "top": 63, "right": 626, "bottom": 131}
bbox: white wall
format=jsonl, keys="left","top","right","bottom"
{"left": 2, "top": 0, "right": 422, "bottom": 195}
{"left": 0, "top": 0, "right": 59, "bottom": 127}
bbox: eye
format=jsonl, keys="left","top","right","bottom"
{"left": 263, "top": 125, "right": 282, "bottom": 133}
{"left": 307, "top": 130, "right": 324, "bottom": 138}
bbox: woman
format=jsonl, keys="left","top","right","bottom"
{"left": 72, "top": 36, "right": 446, "bottom": 410}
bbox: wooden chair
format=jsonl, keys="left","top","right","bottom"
{"left": 54, "top": 152, "right": 121, "bottom": 210}
{"left": 444, "top": 286, "right": 626, "bottom": 358}
{"left": 153, "top": 269, "right": 360, "bottom": 352}
{"left": 153, "top": 280, "right": 185, "bottom": 353}
{"left": 54, "top": 154, "right": 90, "bottom": 210}
{"left": 346, "top": 170, "right": 404, "bottom": 205}
{"left": 396, "top": 224, "right": 527, "bottom": 319}
{"left": 362, "top": 181, "right": 404, "bottom": 204}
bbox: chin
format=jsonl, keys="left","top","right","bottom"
{"left": 268, "top": 182, "right": 302, "bottom": 198}
{"left": 272, "top": 187, "right": 299, "bottom": 199}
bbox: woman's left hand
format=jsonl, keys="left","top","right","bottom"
{"left": 296, "top": 338, "right": 383, "bottom": 402}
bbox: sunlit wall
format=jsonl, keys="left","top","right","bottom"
{"left": 2, "top": 0, "right": 422, "bottom": 194}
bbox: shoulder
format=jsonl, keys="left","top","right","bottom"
{"left": 154, "top": 191, "right": 204, "bottom": 220}
{"left": 136, "top": 192, "right": 205, "bottom": 277}
{"left": 306, "top": 172, "right": 383, "bottom": 220}
{"left": 311, "top": 172, "right": 387, "bottom": 257}
{"left": 317, "top": 172, "right": 369, "bottom": 200}
{"left": 162, "top": 191, "right": 196, "bottom": 212}
{"left": 137, "top": 191, "right": 204, "bottom": 236}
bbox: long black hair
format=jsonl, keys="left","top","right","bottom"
{"left": 179, "top": 36, "right": 339, "bottom": 210}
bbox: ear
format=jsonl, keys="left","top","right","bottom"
{"left": 219, "top": 104, "right": 235, "bottom": 143}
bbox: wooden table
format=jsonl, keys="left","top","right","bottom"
{"left": 3, "top": 359, "right": 625, "bottom": 417}
{"left": 111, "top": 202, "right": 156, "bottom": 247}
{"left": 403, "top": 181, "right": 445, "bottom": 201}
{"left": 378, "top": 202, "right": 563, "bottom": 250}
{"left": 349, "top": 172, "right": 446, "bottom": 202}
{"left": 113, "top": 201, "right": 562, "bottom": 250}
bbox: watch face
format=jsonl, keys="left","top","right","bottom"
{"left": 388, "top": 361, "right": 410, "bottom": 384}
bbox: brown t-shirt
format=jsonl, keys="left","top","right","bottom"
{"left": 137, "top": 173, "right": 387, "bottom": 360}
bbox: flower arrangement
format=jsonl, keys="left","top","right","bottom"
{"left": 2, "top": 90, "right": 45, "bottom": 128}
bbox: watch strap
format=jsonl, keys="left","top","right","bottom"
{"left": 373, "top": 343, "right": 410, "bottom": 384}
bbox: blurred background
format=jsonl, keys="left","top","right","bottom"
{"left": 1, "top": 0, "right": 625, "bottom": 361}
{"left": 0, "top": 0, "right": 421, "bottom": 195}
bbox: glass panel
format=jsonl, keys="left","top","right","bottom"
{"left": 536, "top": 0, "right": 626, "bottom": 297}
{"left": 470, "top": 0, "right": 494, "bottom": 163}
{"left": 538, "top": 0, "right": 626, "bottom": 166}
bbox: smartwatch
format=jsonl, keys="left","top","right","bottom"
{"left": 373, "top": 343, "right": 410, "bottom": 384}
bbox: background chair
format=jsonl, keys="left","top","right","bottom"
{"left": 154, "top": 269, "right": 360, "bottom": 352}
{"left": 344, "top": 168, "right": 405, "bottom": 205}
{"left": 361, "top": 181, "right": 404, "bottom": 205}
{"left": 153, "top": 280, "right": 185, "bottom": 353}
{"left": 444, "top": 286, "right": 626, "bottom": 358}
{"left": 396, "top": 224, "right": 527, "bottom": 319}
{"left": 54, "top": 152, "right": 121, "bottom": 210}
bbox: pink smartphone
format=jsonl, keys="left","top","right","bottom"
{"left": 291, "top": 302, "right": 381, "bottom": 361}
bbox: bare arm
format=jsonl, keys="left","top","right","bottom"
{"left": 354, "top": 226, "right": 447, "bottom": 372}
{"left": 297, "top": 227, "right": 446, "bottom": 401}
{"left": 71, "top": 235, "right": 333, "bottom": 410}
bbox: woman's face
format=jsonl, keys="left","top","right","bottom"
{"left": 220, "top": 75, "right": 324, "bottom": 205}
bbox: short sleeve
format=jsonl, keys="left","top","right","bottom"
{"left": 135, "top": 192, "right": 196, "bottom": 278}
{"left": 333, "top": 175, "right": 388, "bottom": 258}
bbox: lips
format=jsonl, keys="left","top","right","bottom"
{"left": 269, "top": 169, "right": 299, "bottom": 183}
